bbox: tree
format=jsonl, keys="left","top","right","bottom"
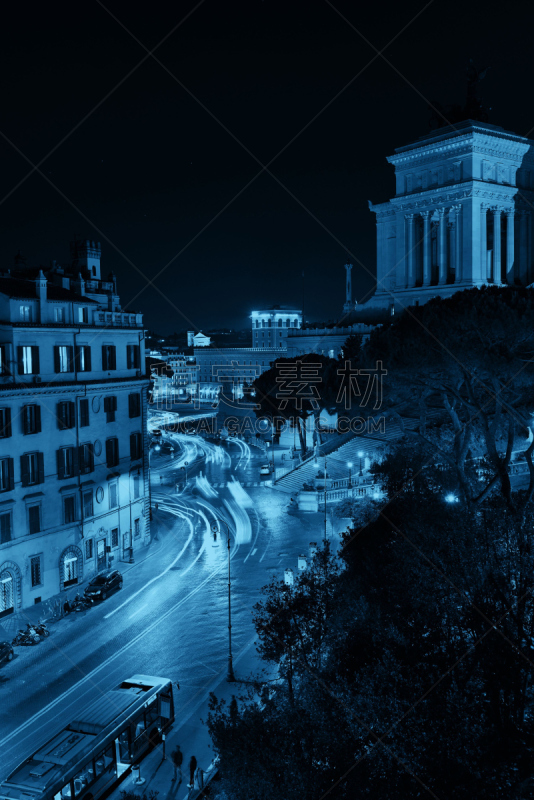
{"left": 365, "top": 286, "right": 534, "bottom": 516}
{"left": 252, "top": 355, "right": 339, "bottom": 455}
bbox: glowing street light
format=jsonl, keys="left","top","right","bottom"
{"left": 445, "top": 493, "right": 458, "bottom": 503}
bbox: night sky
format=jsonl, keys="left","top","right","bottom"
{"left": 1, "top": 0, "right": 533, "bottom": 333}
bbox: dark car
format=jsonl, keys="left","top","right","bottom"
{"left": 84, "top": 570, "right": 123, "bottom": 601}
{"left": 0, "top": 641, "right": 14, "bottom": 665}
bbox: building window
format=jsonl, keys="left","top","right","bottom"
{"left": 0, "top": 512, "right": 12, "bottom": 544}
{"left": 57, "top": 446, "right": 78, "bottom": 479}
{"left": 21, "top": 452, "right": 44, "bottom": 487}
{"left": 0, "top": 345, "right": 7, "bottom": 376}
{"left": 82, "top": 490, "right": 93, "bottom": 519}
{"left": 0, "top": 408, "right": 12, "bottom": 438}
{"left": 54, "top": 345, "right": 74, "bottom": 373}
{"left": 104, "top": 395, "right": 117, "bottom": 423}
{"left": 102, "top": 345, "right": 116, "bottom": 371}
{"left": 111, "top": 527, "right": 119, "bottom": 548}
{"left": 134, "top": 518, "right": 140, "bottom": 538}
{"left": 76, "top": 345, "right": 92, "bottom": 372}
{"left": 17, "top": 345, "right": 39, "bottom": 375}
{"left": 85, "top": 539, "right": 93, "bottom": 560}
{"left": 109, "top": 481, "right": 118, "bottom": 509}
{"left": 79, "top": 443, "right": 94, "bottom": 474}
{"left": 57, "top": 401, "right": 75, "bottom": 430}
{"left": 20, "top": 305, "right": 32, "bottom": 322}
{"left": 28, "top": 504, "right": 41, "bottom": 535}
{"left": 64, "top": 495, "right": 76, "bottom": 524}
{"left": 79, "top": 398, "right": 89, "bottom": 427}
{"left": 30, "top": 556, "right": 42, "bottom": 587}
{"left": 106, "top": 438, "right": 119, "bottom": 468}
{"left": 23, "top": 404, "right": 41, "bottom": 435}
{"left": 128, "top": 393, "right": 141, "bottom": 418}
{"left": 0, "top": 458, "right": 14, "bottom": 492}
{"left": 130, "top": 432, "right": 142, "bottom": 461}
{"left": 133, "top": 474, "right": 140, "bottom": 499}
{"left": 127, "top": 344, "right": 140, "bottom": 369}
{"left": 64, "top": 555, "right": 78, "bottom": 587}
{"left": 54, "top": 307, "right": 65, "bottom": 323}
{"left": 78, "top": 307, "right": 89, "bottom": 324}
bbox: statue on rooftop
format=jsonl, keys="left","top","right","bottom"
{"left": 428, "top": 60, "right": 490, "bottom": 129}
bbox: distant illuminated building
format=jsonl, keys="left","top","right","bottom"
{"left": 250, "top": 306, "right": 302, "bottom": 349}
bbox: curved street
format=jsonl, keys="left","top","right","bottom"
{"left": 0, "top": 432, "right": 340, "bottom": 779}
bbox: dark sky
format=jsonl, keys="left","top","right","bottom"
{"left": 1, "top": 0, "right": 533, "bottom": 333}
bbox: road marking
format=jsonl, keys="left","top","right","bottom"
{"left": 104, "top": 526, "right": 194, "bottom": 619}
{"left": 128, "top": 603, "right": 148, "bottom": 620}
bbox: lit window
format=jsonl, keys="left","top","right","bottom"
{"left": 30, "top": 556, "right": 42, "bottom": 587}
{"left": 19, "top": 305, "right": 32, "bottom": 322}
{"left": 54, "top": 307, "right": 65, "bottom": 323}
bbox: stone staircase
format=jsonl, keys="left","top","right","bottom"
{"left": 274, "top": 414, "right": 435, "bottom": 495}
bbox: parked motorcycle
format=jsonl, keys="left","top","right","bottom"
{"left": 71, "top": 594, "right": 93, "bottom": 612}
{"left": 27, "top": 621, "right": 49, "bottom": 638}
{"left": 12, "top": 629, "right": 40, "bottom": 646}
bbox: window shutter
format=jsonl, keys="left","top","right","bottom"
{"left": 20, "top": 455, "right": 30, "bottom": 487}
{"left": 67, "top": 346, "right": 74, "bottom": 372}
{"left": 57, "top": 402, "right": 65, "bottom": 429}
{"left": 17, "top": 346, "right": 24, "bottom": 374}
{"left": 80, "top": 399, "right": 89, "bottom": 427}
{"left": 85, "top": 346, "right": 92, "bottom": 371}
{"left": 72, "top": 445, "right": 79, "bottom": 476}
{"left": 57, "top": 449, "right": 65, "bottom": 480}
{"left": 68, "top": 401, "right": 75, "bottom": 427}
{"left": 106, "top": 439, "right": 112, "bottom": 467}
{"left": 130, "top": 433, "right": 135, "bottom": 460}
{"left": 4, "top": 408, "right": 11, "bottom": 437}
{"left": 104, "top": 396, "right": 110, "bottom": 413}
{"left": 37, "top": 452, "right": 45, "bottom": 484}
{"left": 54, "top": 346, "right": 61, "bottom": 373}
{"left": 128, "top": 394, "right": 134, "bottom": 417}
{"left": 110, "top": 347, "right": 116, "bottom": 370}
{"left": 127, "top": 345, "right": 132, "bottom": 369}
{"left": 88, "top": 443, "right": 94, "bottom": 472}
{"left": 32, "top": 346, "right": 39, "bottom": 375}
{"left": 7, "top": 458, "right": 14, "bottom": 491}
{"left": 22, "top": 406, "right": 29, "bottom": 435}
{"left": 112, "top": 395, "right": 117, "bottom": 411}
{"left": 75, "top": 345, "right": 81, "bottom": 371}
{"left": 102, "top": 345, "right": 107, "bottom": 370}
{"left": 35, "top": 405, "right": 41, "bottom": 433}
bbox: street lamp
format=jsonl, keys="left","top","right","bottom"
{"left": 347, "top": 461, "right": 353, "bottom": 488}
{"left": 445, "top": 493, "right": 458, "bottom": 503}
{"left": 211, "top": 518, "right": 235, "bottom": 682}
{"left": 358, "top": 450, "right": 364, "bottom": 476}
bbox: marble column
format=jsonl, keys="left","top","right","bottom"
{"left": 454, "top": 206, "right": 462, "bottom": 282}
{"left": 506, "top": 210, "right": 515, "bottom": 285}
{"left": 422, "top": 211, "right": 432, "bottom": 286}
{"left": 480, "top": 204, "right": 488, "bottom": 281}
{"left": 406, "top": 214, "right": 416, "bottom": 288}
{"left": 492, "top": 208, "right": 501, "bottom": 284}
{"left": 438, "top": 208, "right": 448, "bottom": 284}
{"left": 520, "top": 211, "right": 529, "bottom": 285}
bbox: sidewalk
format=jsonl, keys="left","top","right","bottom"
{"left": 112, "top": 636, "right": 273, "bottom": 800}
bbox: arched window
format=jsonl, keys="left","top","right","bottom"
{"left": 0, "top": 561, "right": 21, "bottom": 618}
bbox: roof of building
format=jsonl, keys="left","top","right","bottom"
{"left": 0, "top": 277, "right": 98, "bottom": 304}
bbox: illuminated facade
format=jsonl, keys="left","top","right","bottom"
{"left": 251, "top": 306, "right": 302, "bottom": 349}
{"left": 0, "top": 240, "right": 149, "bottom": 617}
{"left": 366, "top": 120, "right": 534, "bottom": 313}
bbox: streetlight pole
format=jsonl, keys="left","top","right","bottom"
{"left": 212, "top": 519, "right": 235, "bottom": 682}
{"left": 347, "top": 461, "right": 353, "bottom": 488}
{"left": 358, "top": 450, "right": 364, "bottom": 477}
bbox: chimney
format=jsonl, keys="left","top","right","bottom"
{"left": 35, "top": 270, "right": 47, "bottom": 322}
{"left": 72, "top": 272, "right": 86, "bottom": 297}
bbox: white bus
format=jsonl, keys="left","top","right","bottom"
{"left": 0, "top": 674, "right": 174, "bottom": 800}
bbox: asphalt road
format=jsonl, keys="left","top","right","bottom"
{"left": 0, "top": 433, "right": 329, "bottom": 779}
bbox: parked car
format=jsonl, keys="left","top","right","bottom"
{"left": 260, "top": 464, "right": 271, "bottom": 476}
{"left": 0, "top": 641, "right": 14, "bottom": 664}
{"left": 84, "top": 570, "right": 123, "bottom": 601}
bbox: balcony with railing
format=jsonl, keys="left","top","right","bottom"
{"left": 93, "top": 310, "right": 143, "bottom": 328}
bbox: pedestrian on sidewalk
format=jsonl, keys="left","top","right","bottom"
{"left": 170, "top": 745, "right": 182, "bottom": 782}
{"left": 187, "top": 756, "right": 197, "bottom": 788}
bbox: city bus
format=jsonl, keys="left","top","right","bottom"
{"left": 0, "top": 674, "right": 174, "bottom": 800}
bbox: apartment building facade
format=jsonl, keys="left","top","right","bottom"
{"left": 0, "top": 240, "right": 149, "bottom": 617}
